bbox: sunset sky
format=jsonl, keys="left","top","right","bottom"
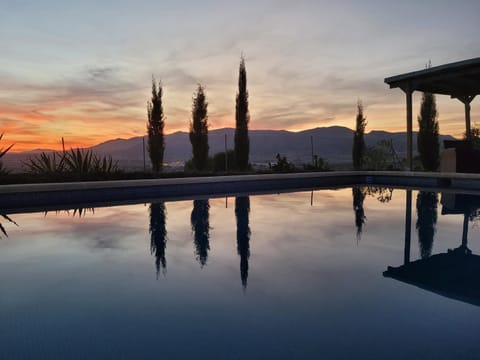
{"left": 1, "top": 0, "right": 479, "bottom": 152}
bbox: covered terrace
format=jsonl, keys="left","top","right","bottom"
{"left": 385, "top": 57, "right": 480, "bottom": 170}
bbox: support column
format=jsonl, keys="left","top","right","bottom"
{"left": 403, "top": 190, "right": 412, "bottom": 265}
{"left": 458, "top": 95, "right": 476, "bottom": 140}
{"left": 402, "top": 84, "right": 414, "bottom": 171}
{"left": 461, "top": 212, "right": 469, "bottom": 249}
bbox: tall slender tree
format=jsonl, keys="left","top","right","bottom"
{"left": 352, "top": 101, "right": 367, "bottom": 170}
{"left": 189, "top": 85, "right": 209, "bottom": 171}
{"left": 417, "top": 92, "right": 440, "bottom": 171}
{"left": 235, "top": 57, "right": 250, "bottom": 171}
{"left": 147, "top": 78, "right": 165, "bottom": 172}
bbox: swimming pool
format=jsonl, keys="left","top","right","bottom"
{"left": 1, "top": 186, "right": 479, "bottom": 358}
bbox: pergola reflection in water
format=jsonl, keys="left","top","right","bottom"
{"left": 384, "top": 190, "right": 480, "bottom": 307}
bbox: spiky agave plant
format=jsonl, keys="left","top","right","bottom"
{"left": 0, "top": 133, "right": 14, "bottom": 175}
{"left": 0, "top": 213, "right": 18, "bottom": 238}
{"left": 63, "top": 148, "right": 94, "bottom": 174}
{"left": 23, "top": 151, "right": 66, "bottom": 174}
{"left": 92, "top": 154, "right": 119, "bottom": 174}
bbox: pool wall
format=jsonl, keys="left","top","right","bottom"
{"left": 2, "top": 171, "right": 480, "bottom": 212}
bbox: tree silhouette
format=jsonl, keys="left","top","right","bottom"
{"left": 147, "top": 78, "right": 165, "bottom": 172}
{"left": 235, "top": 56, "right": 250, "bottom": 171}
{"left": 191, "top": 199, "right": 210, "bottom": 266}
{"left": 352, "top": 187, "right": 366, "bottom": 241}
{"left": 352, "top": 101, "right": 367, "bottom": 170}
{"left": 189, "top": 85, "right": 209, "bottom": 171}
{"left": 149, "top": 202, "right": 167, "bottom": 277}
{"left": 235, "top": 196, "right": 251, "bottom": 289}
{"left": 417, "top": 92, "right": 439, "bottom": 171}
{"left": 416, "top": 191, "right": 438, "bottom": 259}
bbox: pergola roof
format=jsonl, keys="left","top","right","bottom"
{"left": 385, "top": 57, "right": 480, "bottom": 98}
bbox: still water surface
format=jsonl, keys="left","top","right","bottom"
{"left": 1, "top": 187, "right": 480, "bottom": 359}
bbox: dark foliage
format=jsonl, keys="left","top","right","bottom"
{"left": 271, "top": 153, "right": 295, "bottom": 172}
{"left": 191, "top": 199, "right": 210, "bottom": 267}
{"left": 189, "top": 85, "right": 209, "bottom": 171}
{"left": 352, "top": 187, "right": 366, "bottom": 240}
{"left": 235, "top": 57, "right": 250, "bottom": 171}
{"left": 235, "top": 196, "right": 251, "bottom": 289}
{"left": 147, "top": 78, "right": 166, "bottom": 172}
{"left": 0, "top": 213, "right": 18, "bottom": 239}
{"left": 416, "top": 191, "right": 438, "bottom": 259}
{"left": 213, "top": 150, "right": 236, "bottom": 172}
{"left": 303, "top": 155, "right": 330, "bottom": 171}
{"left": 417, "top": 92, "right": 440, "bottom": 171}
{"left": 352, "top": 101, "right": 367, "bottom": 170}
{"left": 149, "top": 202, "right": 167, "bottom": 277}
{"left": 0, "top": 133, "right": 14, "bottom": 175}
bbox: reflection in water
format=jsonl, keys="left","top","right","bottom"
{"left": 0, "top": 213, "right": 18, "bottom": 238}
{"left": 352, "top": 187, "right": 366, "bottom": 241}
{"left": 44, "top": 207, "right": 95, "bottom": 217}
{"left": 365, "top": 186, "right": 393, "bottom": 203}
{"left": 235, "top": 196, "right": 251, "bottom": 289}
{"left": 191, "top": 200, "right": 210, "bottom": 267}
{"left": 149, "top": 202, "right": 167, "bottom": 277}
{"left": 385, "top": 190, "right": 480, "bottom": 307}
{"left": 416, "top": 192, "right": 438, "bottom": 259}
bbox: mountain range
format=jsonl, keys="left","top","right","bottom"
{"left": 3, "top": 126, "right": 456, "bottom": 171}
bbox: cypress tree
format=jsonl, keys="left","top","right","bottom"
{"left": 352, "top": 101, "right": 367, "bottom": 170}
{"left": 189, "top": 84, "right": 209, "bottom": 171}
{"left": 147, "top": 78, "right": 165, "bottom": 172}
{"left": 235, "top": 57, "right": 250, "bottom": 171}
{"left": 417, "top": 92, "right": 440, "bottom": 171}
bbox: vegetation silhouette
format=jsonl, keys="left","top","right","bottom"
{"left": 149, "top": 202, "right": 168, "bottom": 277}
{"left": 235, "top": 196, "right": 251, "bottom": 289}
{"left": 416, "top": 191, "right": 438, "bottom": 259}
{"left": 0, "top": 213, "right": 18, "bottom": 238}
{"left": 270, "top": 153, "right": 295, "bottom": 172}
{"left": 44, "top": 207, "right": 95, "bottom": 217}
{"left": 24, "top": 145, "right": 118, "bottom": 176}
{"left": 363, "top": 139, "right": 404, "bottom": 170}
{"left": 235, "top": 56, "right": 250, "bottom": 171}
{"left": 189, "top": 85, "right": 209, "bottom": 171}
{"left": 417, "top": 86, "right": 440, "bottom": 171}
{"left": 365, "top": 185, "right": 394, "bottom": 203}
{"left": 0, "top": 133, "right": 14, "bottom": 175}
{"left": 191, "top": 199, "right": 210, "bottom": 267}
{"left": 352, "top": 101, "right": 367, "bottom": 170}
{"left": 147, "top": 78, "right": 166, "bottom": 173}
{"left": 352, "top": 187, "right": 366, "bottom": 241}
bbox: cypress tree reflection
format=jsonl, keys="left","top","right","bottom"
{"left": 352, "top": 187, "right": 366, "bottom": 240}
{"left": 235, "top": 196, "right": 251, "bottom": 289}
{"left": 149, "top": 202, "right": 167, "bottom": 277}
{"left": 191, "top": 199, "right": 210, "bottom": 267}
{"left": 416, "top": 191, "right": 438, "bottom": 259}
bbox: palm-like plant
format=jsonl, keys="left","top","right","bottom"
{"left": 0, "top": 133, "right": 14, "bottom": 175}
{"left": 24, "top": 151, "right": 65, "bottom": 174}
{"left": 63, "top": 148, "right": 94, "bottom": 174}
{"left": 25, "top": 147, "right": 119, "bottom": 176}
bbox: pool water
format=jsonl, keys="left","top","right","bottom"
{"left": 1, "top": 187, "right": 480, "bottom": 359}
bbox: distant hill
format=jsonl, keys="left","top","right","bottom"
{"left": 3, "top": 126, "right": 456, "bottom": 171}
